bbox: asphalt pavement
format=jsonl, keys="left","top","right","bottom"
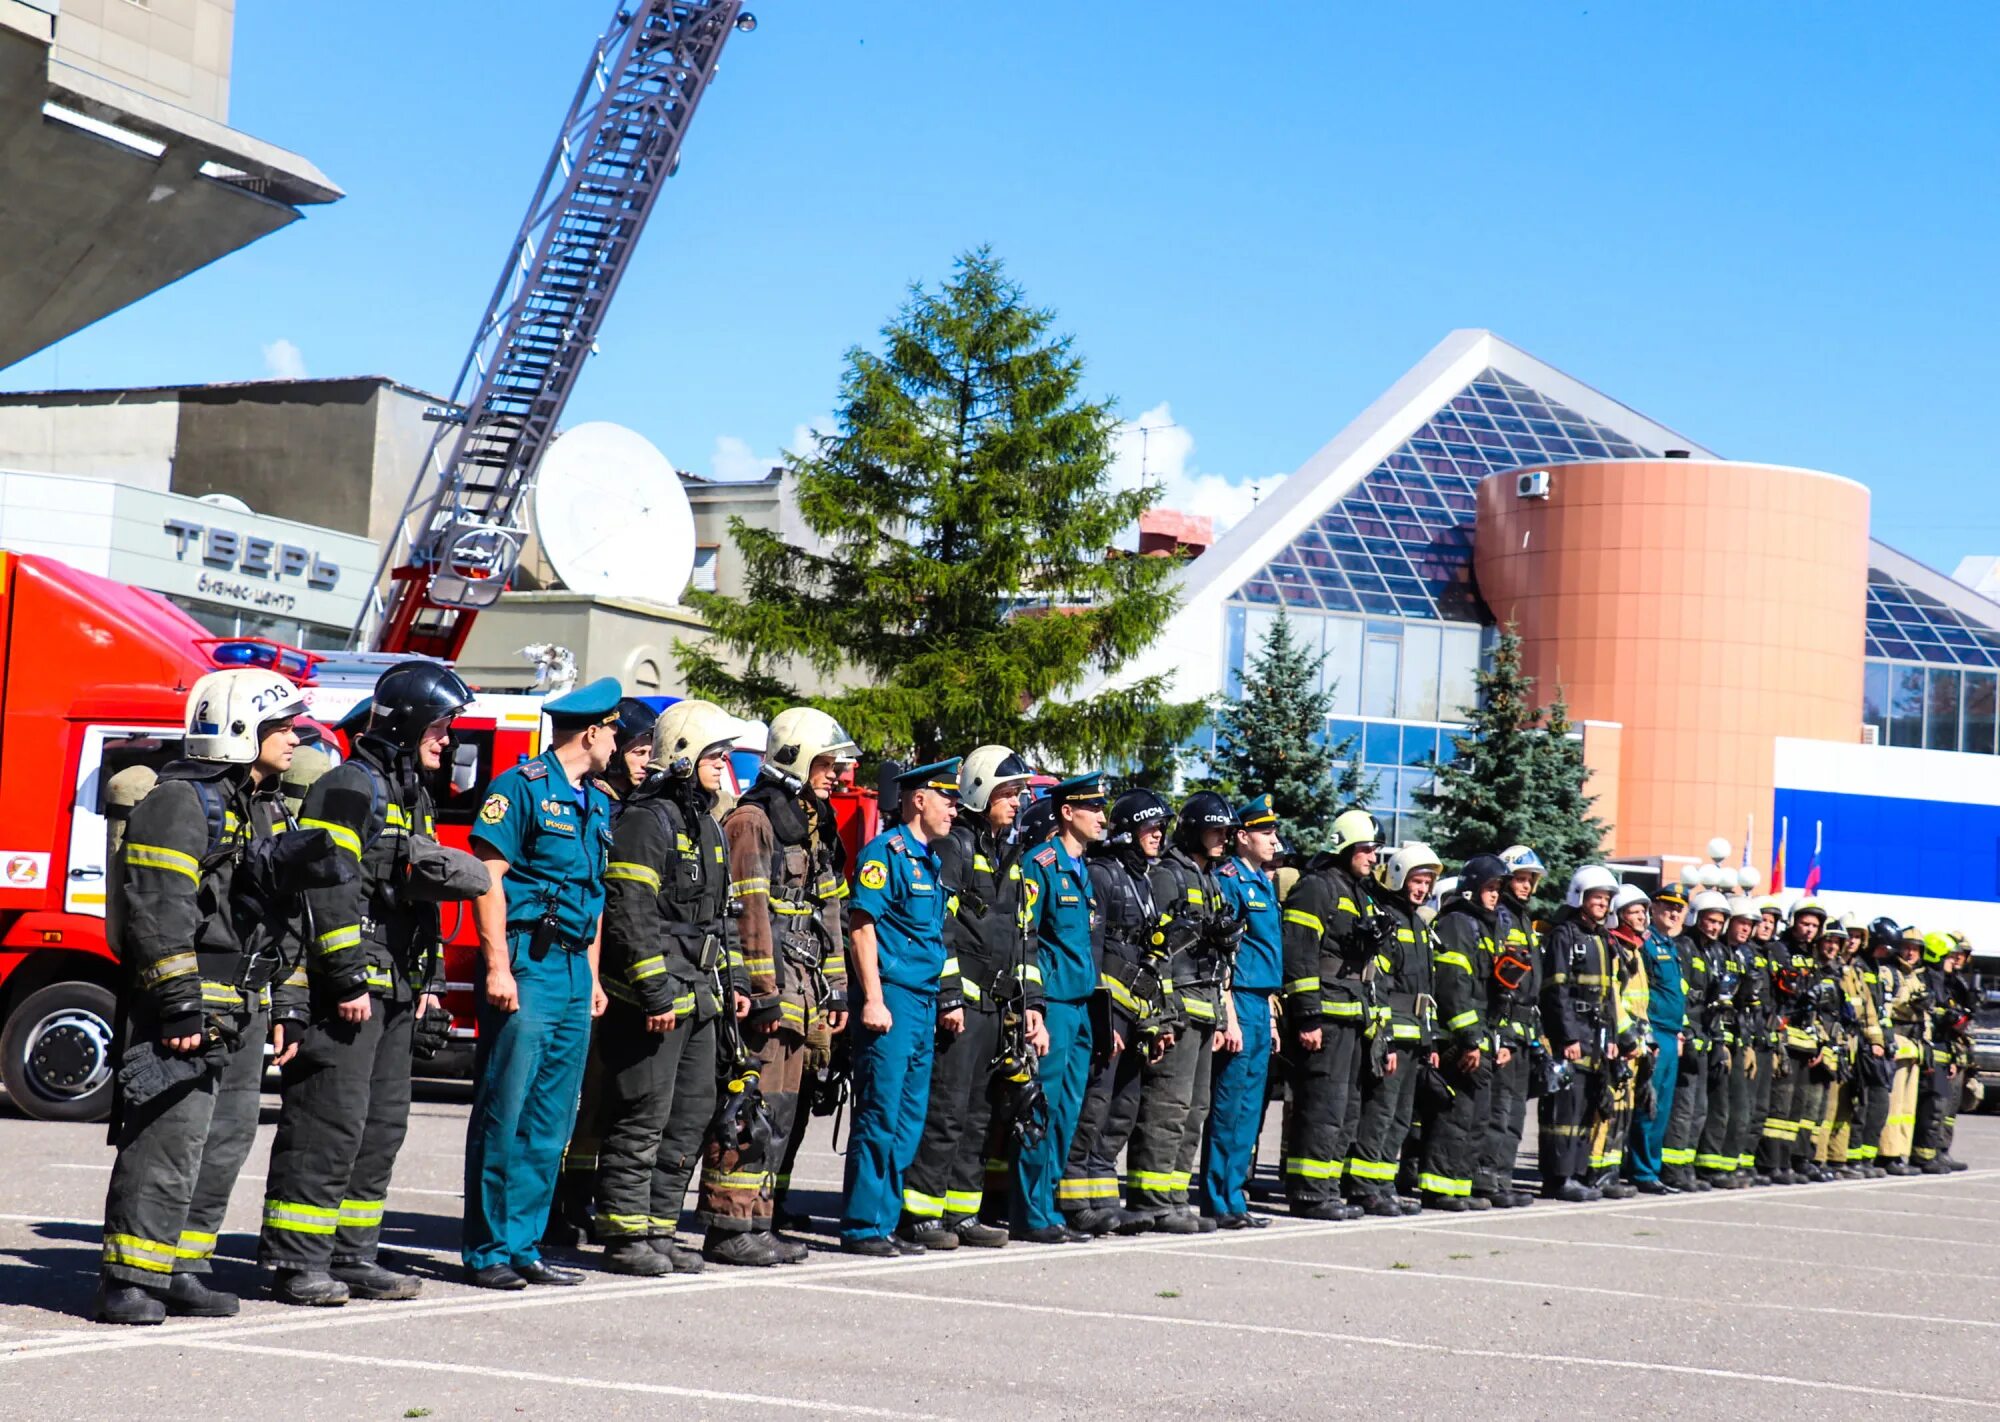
{"left": 2, "top": 1086, "right": 1996, "bottom": 1419}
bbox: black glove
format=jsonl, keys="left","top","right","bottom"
{"left": 411, "top": 1003, "right": 454, "bottom": 1061}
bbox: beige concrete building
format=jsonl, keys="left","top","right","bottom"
{"left": 0, "top": 0, "right": 339, "bottom": 368}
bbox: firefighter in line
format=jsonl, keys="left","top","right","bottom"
{"left": 1014, "top": 773, "right": 1109, "bottom": 1244}
{"left": 1588, "top": 884, "right": 1649, "bottom": 1199}
{"left": 1662, "top": 889, "right": 1729, "bottom": 1191}
{"left": 1060, "top": 789, "right": 1170, "bottom": 1233}
{"left": 461, "top": 677, "right": 620, "bottom": 1290}
{"left": 261, "top": 661, "right": 490, "bottom": 1306}
{"left": 1913, "top": 931, "right": 1970, "bottom": 1173}
{"left": 897, "top": 745, "right": 1034, "bottom": 1251}
{"left": 1346, "top": 842, "right": 1439, "bottom": 1216}
{"left": 1479, "top": 846, "right": 1544, "bottom": 1208}
{"left": 1878, "top": 925, "right": 1934, "bottom": 1174}
{"left": 1123, "top": 793, "right": 1237, "bottom": 1234}
{"left": 1204, "top": 795, "right": 1285, "bottom": 1229}
{"left": 98, "top": 669, "right": 317, "bottom": 1324}
{"left": 839, "top": 760, "right": 959, "bottom": 1256}
{"left": 1625, "top": 886, "right": 1687, "bottom": 1194}
{"left": 1278, "top": 810, "right": 1383, "bottom": 1221}
{"left": 1419, "top": 854, "right": 1508, "bottom": 1211}
{"left": 591, "top": 700, "right": 749, "bottom": 1276}
{"left": 1739, "top": 898, "right": 1782, "bottom": 1179}
{"left": 1697, "top": 898, "right": 1762, "bottom": 1188}
{"left": 705, "top": 708, "right": 855, "bottom": 1265}
{"left": 1814, "top": 916, "right": 1883, "bottom": 1175}
{"left": 1538, "top": 865, "right": 1619, "bottom": 1202}
{"left": 1757, "top": 898, "right": 1827, "bottom": 1182}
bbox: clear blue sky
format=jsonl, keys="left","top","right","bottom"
{"left": 9, "top": 1, "right": 1998, "bottom": 572}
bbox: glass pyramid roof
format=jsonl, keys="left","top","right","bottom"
{"left": 1865, "top": 564, "right": 2000, "bottom": 668}
{"left": 1233, "top": 367, "right": 1653, "bottom": 620}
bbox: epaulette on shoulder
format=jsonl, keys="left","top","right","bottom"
{"left": 1215, "top": 861, "right": 1240, "bottom": 879}
{"left": 885, "top": 835, "right": 910, "bottom": 856}
{"left": 1031, "top": 845, "right": 1058, "bottom": 868}
{"left": 518, "top": 761, "right": 548, "bottom": 782}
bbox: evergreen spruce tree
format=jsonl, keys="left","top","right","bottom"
{"left": 1205, "top": 608, "right": 1367, "bottom": 856}
{"left": 676, "top": 249, "right": 1200, "bottom": 767}
{"left": 1414, "top": 626, "right": 1605, "bottom": 911}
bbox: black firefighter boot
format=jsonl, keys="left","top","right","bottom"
{"left": 94, "top": 1277, "right": 166, "bottom": 1326}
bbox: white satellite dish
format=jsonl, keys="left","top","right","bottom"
{"left": 532, "top": 421, "right": 696, "bottom": 603}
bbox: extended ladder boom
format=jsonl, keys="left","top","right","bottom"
{"left": 357, "top": 0, "right": 749, "bottom": 657}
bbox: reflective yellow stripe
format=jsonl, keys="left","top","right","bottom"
{"left": 1101, "top": 974, "right": 1143, "bottom": 1015}
{"left": 263, "top": 1200, "right": 340, "bottom": 1235}
{"left": 730, "top": 877, "right": 770, "bottom": 898}
{"left": 1183, "top": 998, "right": 1217, "bottom": 1022}
{"left": 822, "top": 955, "right": 847, "bottom": 975}
{"left": 1321, "top": 999, "right": 1364, "bottom": 1018}
{"left": 1390, "top": 1023, "right": 1422, "bottom": 1040}
{"left": 1057, "top": 1176, "right": 1121, "bottom": 1200}
{"left": 944, "top": 1189, "right": 983, "bottom": 1215}
{"left": 103, "top": 1233, "right": 178, "bottom": 1273}
{"left": 961, "top": 980, "right": 983, "bottom": 1003}
{"left": 315, "top": 924, "right": 362, "bottom": 955}
{"left": 941, "top": 957, "right": 961, "bottom": 978}
{"left": 709, "top": 1169, "right": 770, "bottom": 1190}
{"left": 902, "top": 1188, "right": 946, "bottom": 1218}
{"left": 1419, "top": 1172, "right": 1470, "bottom": 1197}
{"left": 1446, "top": 1009, "right": 1480, "bottom": 1030}
{"left": 142, "top": 951, "right": 199, "bottom": 987}
{"left": 299, "top": 818, "right": 362, "bottom": 858}
{"left": 1282, "top": 909, "right": 1324, "bottom": 934}
{"left": 1284, "top": 1157, "right": 1343, "bottom": 1179}
{"left": 1017, "top": 964, "right": 1043, "bottom": 984}
{"left": 1129, "top": 1169, "right": 1179, "bottom": 1191}
{"left": 338, "top": 1198, "right": 385, "bottom": 1227}
{"left": 629, "top": 955, "right": 669, "bottom": 982}
{"left": 201, "top": 981, "right": 244, "bottom": 1007}
{"left": 606, "top": 861, "right": 663, "bottom": 890}
{"left": 1434, "top": 951, "right": 1472, "bottom": 972}
{"left": 741, "top": 956, "right": 775, "bottom": 974}
{"left": 973, "top": 854, "right": 995, "bottom": 872}
{"left": 1283, "top": 976, "right": 1320, "bottom": 995}
{"left": 176, "top": 1230, "right": 217, "bottom": 1259}
{"left": 1336, "top": 897, "right": 1359, "bottom": 915}
{"left": 126, "top": 843, "right": 199, "bottom": 883}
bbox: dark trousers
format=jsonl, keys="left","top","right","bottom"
{"left": 1662, "top": 1043, "right": 1709, "bottom": 1185}
{"left": 701, "top": 1026, "right": 804, "bottom": 1235}
{"left": 594, "top": 1004, "right": 717, "bottom": 1239}
{"left": 1282, "top": 1021, "right": 1362, "bottom": 1206}
{"left": 1476, "top": 1046, "right": 1529, "bottom": 1197}
{"left": 1061, "top": 1023, "right": 1143, "bottom": 1214}
{"left": 1757, "top": 1051, "right": 1807, "bottom": 1171}
{"left": 1537, "top": 1065, "right": 1598, "bottom": 1185}
{"left": 102, "top": 1007, "right": 265, "bottom": 1286}
{"left": 1349, "top": 1046, "right": 1420, "bottom": 1198}
{"left": 1698, "top": 1042, "right": 1746, "bottom": 1177}
{"left": 1740, "top": 1043, "right": 1775, "bottom": 1170}
{"left": 1851, "top": 1061, "right": 1890, "bottom": 1162}
{"left": 262, "top": 996, "right": 416, "bottom": 1269}
{"left": 1792, "top": 1069, "right": 1832, "bottom": 1167}
{"left": 1127, "top": 1027, "right": 1204, "bottom": 1212}
{"left": 901, "top": 1005, "right": 1001, "bottom": 1224}
{"left": 1914, "top": 1062, "right": 1954, "bottom": 1162}
{"left": 1419, "top": 1058, "right": 1486, "bottom": 1197}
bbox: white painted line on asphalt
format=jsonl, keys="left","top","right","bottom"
{"left": 180, "top": 1339, "right": 939, "bottom": 1418}
{"left": 770, "top": 1281, "right": 2000, "bottom": 1410}
{"left": 1129, "top": 1244, "right": 2000, "bottom": 1332}
{"left": 1409, "top": 1225, "right": 1941, "bottom": 1278}
{"left": 1743, "top": 1196, "right": 2000, "bottom": 1226}
{"left": 1617, "top": 1209, "right": 2000, "bottom": 1249}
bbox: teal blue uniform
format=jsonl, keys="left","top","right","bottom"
{"left": 462, "top": 741, "right": 613, "bottom": 1271}
{"left": 840, "top": 798, "right": 952, "bottom": 1241}
{"left": 1207, "top": 852, "right": 1281, "bottom": 1216}
{"left": 1014, "top": 832, "right": 1098, "bottom": 1231}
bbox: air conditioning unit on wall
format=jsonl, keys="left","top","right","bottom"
{"left": 1860, "top": 724, "right": 1880, "bottom": 746}
{"left": 1516, "top": 470, "right": 1550, "bottom": 500}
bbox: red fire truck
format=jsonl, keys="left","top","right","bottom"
{"left": 0, "top": 551, "right": 545, "bottom": 1121}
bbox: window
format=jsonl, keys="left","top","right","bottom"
{"left": 1399, "top": 623, "right": 1441, "bottom": 722}
{"left": 691, "top": 545, "right": 720, "bottom": 593}
{"left": 1889, "top": 665, "right": 1924, "bottom": 748}
{"left": 1440, "top": 626, "right": 1481, "bottom": 718}
{"left": 1363, "top": 720, "right": 1399, "bottom": 769}
{"left": 1224, "top": 605, "right": 1247, "bottom": 699}
{"left": 1862, "top": 661, "right": 1889, "bottom": 743}
{"left": 1926, "top": 667, "right": 1962, "bottom": 752}
{"left": 1323, "top": 615, "right": 1362, "bottom": 713}
{"left": 1965, "top": 671, "right": 1998, "bottom": 756}
{"left": 1402, "top": 725, "right": 1438, "bottom": 767}
{"left": 1361, "top": 632, "right": 1400, "bottom": 717}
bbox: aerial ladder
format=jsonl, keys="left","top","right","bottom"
{"left": 353, "top": 0, "right": 753, "bottom": 658}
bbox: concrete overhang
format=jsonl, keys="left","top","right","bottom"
{"left": 0, "top": 2, "right": 342, "bottom": 369}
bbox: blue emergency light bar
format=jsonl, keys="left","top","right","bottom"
{"left": 198, "top": 638, "right": 321, "bottom": 683}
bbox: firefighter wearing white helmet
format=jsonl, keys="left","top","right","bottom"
{"left": 1483, "top": 844, "right": 1547, "bottom": 1207}
{"left": 900, "top": 745, "right": 1034, "bottom": 1250}
{"left": 1589, "top": 881, "right": 1654, "bottom": 1200}
{"left": 588, "top": 700, "right": 751, "bottom": 1276}
{"left": 1278, "top": 808, "right": 1384, "bottom": 1221}
{"left": 1736, "top": 892, "right": 1784, "bottom": 1184}
{"left": 1538, "top": 864, "right": 1619, "bottom": 1202}
{"left": 1347, "top": 843, "right": 1443, "bottom": 1216}
{"left": 708, "top": 705, "right": 858, "bottom": 1263}
{"left": 97, "top": 668, "right": 311, "bottom": 1324}
{"left": 1757, "top": 889, "right": 1829, "bottom": 1184}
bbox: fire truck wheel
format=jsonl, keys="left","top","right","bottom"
{"left": 2, "top": 981, "right": 119, "bottom": 1122}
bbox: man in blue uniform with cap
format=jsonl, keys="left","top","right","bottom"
{"left": 1205, "top": 794, "right": 1284, "bottom": 1227}
{"left": 461, "top": 677, "right": 620, "bottom": 1288}
{"left": 1014, "top": 772, "right": 1107, "bottom": 1244}
{"left": 840, "top": 760, "right": 960, "bottom": 1256}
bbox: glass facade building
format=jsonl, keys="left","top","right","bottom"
{"left": 1863, "top": 565, "right": 2000, "bottom": 756}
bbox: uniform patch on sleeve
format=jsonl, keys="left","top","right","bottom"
{"left": 479, "top": 793, "right": 509, "bottom": 826}
{"left": 1024, "top": 880, "right": 1040, "bottom": 908}
{"left": 859, "top": 860, "right": 888, "bottom": 891}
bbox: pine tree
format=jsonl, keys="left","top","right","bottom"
{"left": 676, "top": 249, "right": 1201, "bottom": 768}
{"left": 1205, "top": 608, "right": 1367, "bottom": 855}
{"left": 1414, "top": 625, "right": 1604, "bottom": 910}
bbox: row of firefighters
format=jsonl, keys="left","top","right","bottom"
{"left": 85, "top": 661, "right": 1982, "bottom": 1324}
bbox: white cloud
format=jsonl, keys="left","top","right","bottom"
{"left": 1108, "top": 401, "right": 1265, "bottom": 535}
{"left": 707, "top": 416, "right": 834, "bottom": 482}
{"left": 260, "top": 338, "right": 307, "bottom": 381}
